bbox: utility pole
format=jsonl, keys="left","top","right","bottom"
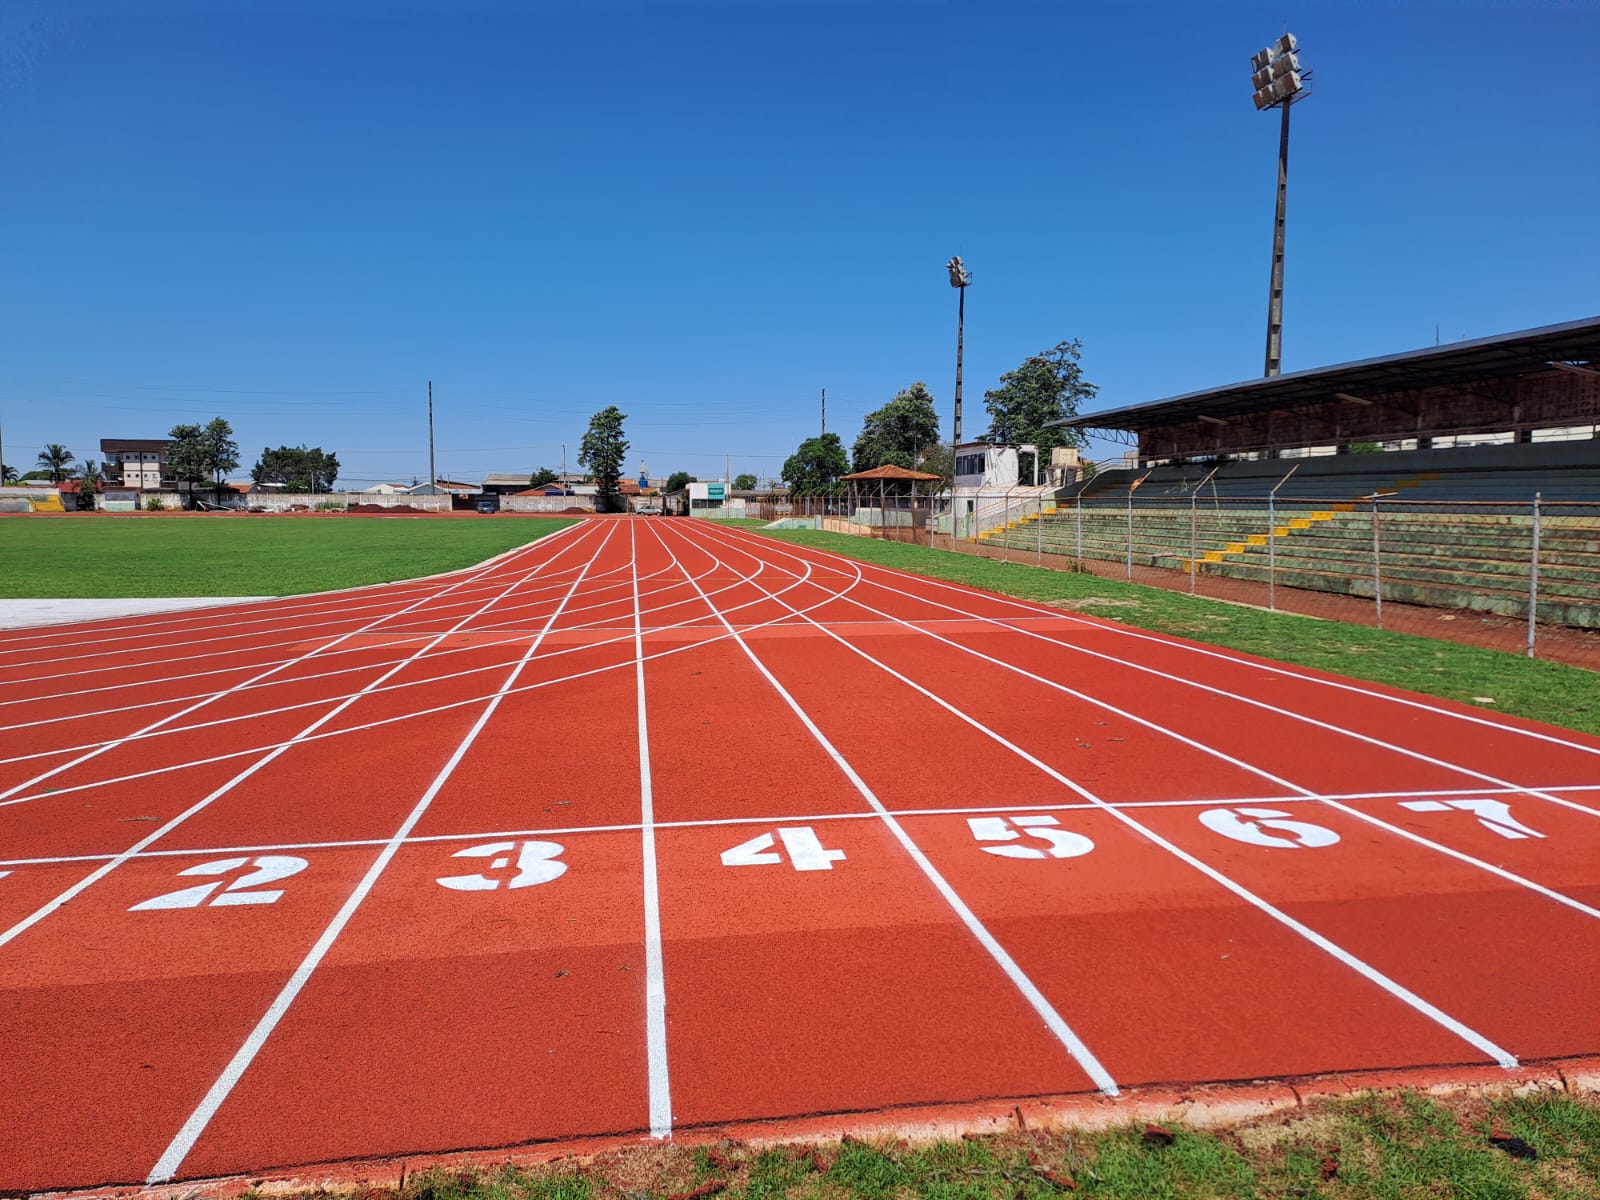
{"left": 561, "top": 443, "right": 567, "bottom": 482}
{"left": 821, "top": 387, "right": 826, "bottom": 437}
{"left": 427, "top": 381, "right": 436, "bottom": 487}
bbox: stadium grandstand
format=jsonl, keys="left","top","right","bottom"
{"left": 1054, "top": 314, "right": 1600, "bottom": 488}
{"left": 962, "top": 317, "right": 1600, "bottom": 643}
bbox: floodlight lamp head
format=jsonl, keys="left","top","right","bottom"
{"left": 946, "top": 256, "right": 971, "bottom": 288}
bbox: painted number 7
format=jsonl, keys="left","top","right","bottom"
{"left": 1400, "top": 798, "right": 1544, "bottom": 840}
{"left": 968, "top": 815, "right": 1094, "bottom": 859}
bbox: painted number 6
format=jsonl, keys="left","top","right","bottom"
{"left": 1198, "top": 806, "right": 1340, "bottom": 849}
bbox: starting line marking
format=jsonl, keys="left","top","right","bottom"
{"left": 3, "top": 785, "right": 1590, "bottom": 869}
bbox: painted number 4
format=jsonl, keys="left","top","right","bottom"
{"left": 968, "top": 814, "right": 1094, "bottom": 859}
{"left": 722, "top": 827, "right": 845, "bottom": 871}
{"left": 131, "top": 856, "right": 308, "bottom": 911}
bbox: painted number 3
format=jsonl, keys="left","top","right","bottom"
{"left": 436, "top": 840, "right": 568, "bottom": 891}
{"left": 130, "top": 856, "right": 308, "bottom": 911}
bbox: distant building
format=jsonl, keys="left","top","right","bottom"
{"left": 100, "top": 438, "right": 175, "bottom": 491}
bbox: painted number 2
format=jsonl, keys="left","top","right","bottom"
{"left": 130, "top": 856, "right": 308, "bottom": 911}
{"left": 968, "top": 815, "right": 1094, "bottom": 860}
{"left": 722, "top": 827, "right": 845, "bottom": 871}
{"left": 437, "top": 841, "right": 568, "bottom": 891}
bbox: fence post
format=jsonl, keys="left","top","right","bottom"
{"left": 1527, "top": 491, "right": 1541, "bottom": 658}
{"left": 1268, "top": 489, "right": 1276, "bottom": 610}
{"left": 1037, "top": 492, "right": 1044, "bottom": 566}
{"left": 1266, "top": 463, "right": 1299, "bottom": 611}
{"left": 1075, "top": 497, "right": 1083, "bottom": 569}
{"left": 1371, "top": 493, "right": 1384, "bottom": 629}
{"left": 1125, "top": 488, "right": 1134, "bottom": 580}
{"left": 1189, "top": 490, "right": 1198, "bottom": 594}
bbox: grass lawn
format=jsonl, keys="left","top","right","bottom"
{"left": 309, "top": 1089, "right": 1600, "bottom": 1200}
{"left": 0, "top": 515, "right": 578, "bottom": 598}
{"left": 755, "top": 528, "right": 1600, "bottom": 737}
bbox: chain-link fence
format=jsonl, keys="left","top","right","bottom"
{"left": 721, "top": 489, "right": 1600, "bottom": 668}
{"left": 948, "top": 489, "right": 1600, "bottom": 667}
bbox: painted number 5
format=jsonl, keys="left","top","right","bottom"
{"left": 437, "top": 841, "right": 568, "bottom": 891}
{"left": 968, "top": 815, "right": 1094, "bottom": 860}
{"left": 131, "top": 856, "right": 308, "bottom": 911}
{"left": 1198, "top": 807, "right": 1340, "bottom": 849}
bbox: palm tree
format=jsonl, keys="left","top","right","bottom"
{"left": 1, "top": 463, "right": 18, "bottom": 484}
{"left": 36, "top": 444, "right": 76, "bottom": 484}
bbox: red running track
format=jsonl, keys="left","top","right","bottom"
{"left": 2, "top": 516, "right": 1598, "bottom": 1191}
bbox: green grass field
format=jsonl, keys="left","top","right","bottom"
{"left": 0, "top": 515, "right": 578, "bottom": 598}
{"left": 304, "top": 1089, "right": 1600, "bottom": 1200}
{"left": 757, "top": 528, "right": 1600, "bottom": 737}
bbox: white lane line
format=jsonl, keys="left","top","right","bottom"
{"left": 0, "top": 544, "right": 860, "bottom": 813}
{"left": 631, "top": 523, "right": 673, "bottom": 1139}
{"left": 0, "top": 553, "right": 742, "bottom": 759}
{"left": 722, "top": 525, "right": 1600, "bottom": 762}
{"left": 0, "top": 549, "right": 663, "bottom": 689}
{"left": 0, "top": 523, "right": 609, "bottom": 953}
{"left": 0, "top": 546, "right": 744, "bottom": 723}
{"left": 0, "top": 562, "right": 747, "bottom": 764}
{"left": 694, "top": 525, "right": 1600, "bottom": 918}
{"left": 647, "top": 520, "right": 1120, "bottom": 1096}
{"left": 0, "top": 529, "right": 568, "bottom": 654}
{"left": 14, "top": 781, "right": 1600, "bottom": 868}
{"left": 0, "top": 523, "right": 595, "bottom": 809}
{"left": 680, "top": 521, "right": 1520, "bottom": 1071}
{"left": 146, "top": 524, "right": 613, "bottom": 1184}
{"left": 0, "top": 531, "right": 596, "bottom": 673}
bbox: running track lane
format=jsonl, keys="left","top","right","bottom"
{"left": 1, "top": 516, "right": 1597, "bottom": 1192}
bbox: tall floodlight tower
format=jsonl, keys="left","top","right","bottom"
{"left": 946, "top": 256, "right": 971, "bottom": 447}
{"left": 1252, "top": 32, "right": 1311, "bottom": 377}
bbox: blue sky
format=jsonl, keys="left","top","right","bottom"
{"left": 2, "top": 0, "right": 1596, "bottom": 488}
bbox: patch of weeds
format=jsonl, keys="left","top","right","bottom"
{"left": 1073, "top": 1125, "right": 1255, "bottom": 1199}
{"left": 825, "top": 1138, "right": 912, "bottom": 1200}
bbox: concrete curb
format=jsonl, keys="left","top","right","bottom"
{"left": 35, "top": 1054, "right": 1600, "bottom": 1200}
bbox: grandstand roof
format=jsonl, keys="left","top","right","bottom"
{"left": 1056, "top": 315, "right": 1600, "bottom": 435}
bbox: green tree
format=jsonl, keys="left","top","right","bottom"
{"left": 1, "top": 463, "right": 18, "bottom": 484}
{"left": 665, "top": 470, "right": 696, "bottom": 494}
{"left": 36, "top": 443, "right": 76, "bottom": 483}
{"left": 76, "top": 459, "right": 101, "bottom": 511}
{"left": 579, "top": 406, "right": 629, "bottom": 513}
{"left": 529, "top": 467, "right": 560, "bottom": 488}
{"left": 201, "top": 417, "right": 240, "bottom": 503}
{"left": 851, "top": 382, "right": 941, "bottom": 473}
{"left": 252, "top": 445, "right": 340, "bottom": 492}
{"left": 167, "top": 424, "right": 208, "bottom": 504}
{"left": 982, "top": 340, "right": 1097, "bottom": 465}
{"left": 733, "top": 473, "right": 757, "bottom": 490}
{"left": 917, "top": 442, "right": 954, "bottom": 493}
{"left": 782, "top": 433, "right": 849, "bottom": 495}
{"left": 169, "top": 419, "right": 239, "bottom": 505}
